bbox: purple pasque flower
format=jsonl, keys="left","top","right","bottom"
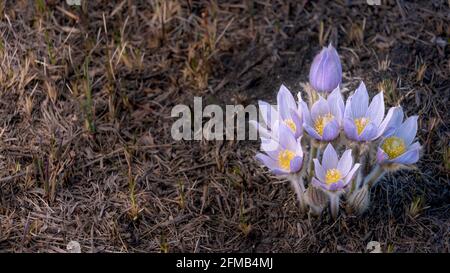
{"left": 377, "top": 108, "right": 420, "bottom": 165}
{"left": 309, "top": 44, "right": 342, "bottom": 93}
{"left": 312, "top": 143, "right": 360, "bottom": 192}
{"left": 255, "top": 122, "right": 304, "bottom": 175}
{"left": 250, "top": 85, "right": 302, "bottom": 140}
{"left": 301, "top": 87, "right": 344, "bottom": 142}
{"left": 343, "top": 82, "right": 397, "bottom": 142}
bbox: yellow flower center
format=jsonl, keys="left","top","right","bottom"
{"left": 284, "top": 119, "right": 297, "bottom": 133}
{"left": 325, "top": 168, "right": 342, "bottom": 185}
{"left": 381, "top": 136, "right": 406, "bottom": 159}
{"left": 314, "top": 113, "right": 334, "bottom": 136}
{"left": 354, "top": 117, "right": 370, "bottom": 135}
{"left": 278, "top": 150, "right": 295, "bottom": 171}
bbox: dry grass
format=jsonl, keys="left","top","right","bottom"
{"left": 0, "top": 0, "right": 449, "bottom": 253}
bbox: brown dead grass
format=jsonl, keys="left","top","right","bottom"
{"left": 0, "top": 0, "right": 449, "bottom": 253}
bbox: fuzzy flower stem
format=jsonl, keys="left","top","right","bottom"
{"left": 329, "top": 193, "right": 340, "bottom": 219}
{"left": 307, "top": 86, "right": 314, "bottom": 107}
{"left": 349, "top": 144, "right": 360, "bottom": 193}
{"left": 355, "top": 144, "right": 368, "bottom": 190}
{"left": 307, "top": 140, "right": 319, "bottom": 182}
{"left": 288, "top": 173, "right": 307, "bottom": 213}
{"left": 365, "top": 164, "right": 386, "bottom": 189}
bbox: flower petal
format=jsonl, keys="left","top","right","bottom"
{"left": 329, "top": 44, "right": 342, "bottom": 75}
{"left": 304, "top": 123, "right": 322, "bottom": 140}
{"left": 366, "top": 91, "right": 385, "bottom": 127}
{"left": 298, "top": 93, "right": 312, "bottom": 125}
{"left": 388, "top": 106, "right": 404, "bottom": 130}
{"left": 407, "top": 141, "right": 421, "bottom": 151}
{"left": 290, "top": 156, "right": 303, "bottom": 173}
{"left": 272, "top": 168, "right": 290, "bottom": 175}
{"left": 311, "top": 96, "right": 330, "bottom": 122}
{"left": 359, "top": 121, "right": 378, "bottom": 141}
{"left": 290, "top": 108, "right": 303, "bottom": 138}
{"left": 393, "top": 149, "right": 420, "bottom": 165}
{"left": 322, "top": 119, "right": 340, "bottom": 141}
{"left": 313, "top": 158, "right": 326, "bottom": 182}
{"left": 277, "top": 84, "right": 297, "bottom": 120}
{"left": 328, "top": 87, "right": 344, "bottom": 125}
{"left": 322, "top": 143, "right": 339, "bottom": 170}
{"left": 277, "top": 123, "right": 298, "bottom": 151}
{"left": 255, "top": 153, "right": 278, "bottom": 170}
{"left": 376, "top": 106, "right": 401, "bottom": 138}
{"left": 393, "top": 142, "right": 420, "bottom": 165}
{"left": 328, "top": 180, "right": 345, "bottom": 191}
{"left": 337, "top": 149, "right": 353, "bottom": 177}
{"left": 312, "top": 177, "right": 327, "bottom": 191}
{"left": 343, "top": 117, "right": 359, "bottom": 141}
{"left": 344, "top": 95, "right": 353, "bottom": 119}
{"left": 309, "top": 48, "right": 326, "bottom": 90}
{"left": 351, "top": 82, "right": 369, "bottom": 118}
{"left": 394, "top": 116, "right": 418, "bottom": 146}
{"left": 376, "top": 147, "right": 389, "bottom": 164}
{"left": 344, "top": 163, "right": 360, "bottom": 184}
{"left": 260, "top": 137, "right": 281, "bottom": 158}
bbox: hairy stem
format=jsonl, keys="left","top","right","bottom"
{"left": 355, "top": 145, "right": 368, "bottom": 190}
{"left": 288, "top": 173, "right": 307, "bottom": 213}
{"left": 329, "top": 193, "right": 340, "bottom": 219}
{"left": 307, "top": 85, "right": 318, "bottom": 107}
{"left": 307, "top": 140, "right": 319, "bottom": 182}
{"left": 365, "top": 164, "right": 386, "bottom": 189}
{"left": 349, "top": 144, "right": 360, "bottom": 194}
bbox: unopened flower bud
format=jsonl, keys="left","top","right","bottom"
{"left": 305, "top": 186, "right": 328, "bottom": 216}
{"left": 348, "top": 185, "right": 370, "bottom": 215}
{"left": 309, "top": 44, "right": 342, "bottom": 93}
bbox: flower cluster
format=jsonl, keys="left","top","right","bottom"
{"left": 253, "top": 45, "right": 421, "bottom": 218}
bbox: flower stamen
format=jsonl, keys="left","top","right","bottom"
{"left": 278, "top": 150, "right": 295, "bottom": 171}
{"left": 325, "top": 168, "right": 342, "bottom": 185}
{"left": 284, "top": 119, "right": 297, "bottom": 133}
{"left": 381, "top": 136, "right": 406, "bottom": 159}
{"left": 354, "top": 117, "right": 370, "bottom": 135}
{"left": 314, "top": 113, "right": 334, "bottom": 136}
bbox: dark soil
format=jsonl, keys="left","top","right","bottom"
{"left": 0, "top": 0, "right": 448, "bottom": 252}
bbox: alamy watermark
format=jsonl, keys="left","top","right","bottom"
{"left": 66, "top": 0, "right": 81, "bottom": 6}
{"left": 366, "top": 0, "right": 381, "bottom": 5}
{"left": 171, "top": 97, "right": 266, "bottom": 141}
